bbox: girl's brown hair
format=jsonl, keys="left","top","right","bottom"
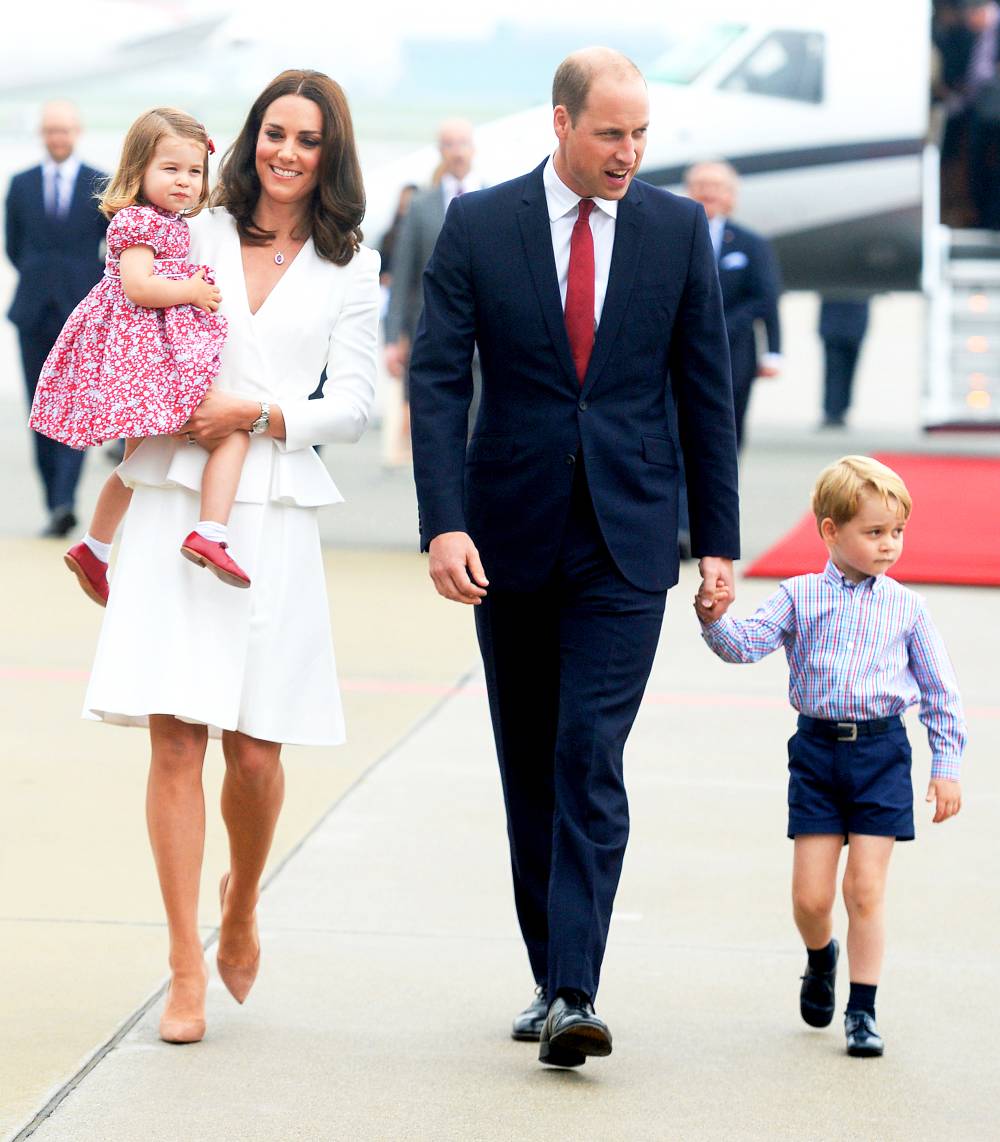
{"left": 98, "top": 108, "right": 211, "bottom": 219}
{"left": 211, "top": 69, "right": 365, "bottom": 266}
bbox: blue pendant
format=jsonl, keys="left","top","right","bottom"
{"left": 274, "top": 251, "right": 285, "bottom": 266}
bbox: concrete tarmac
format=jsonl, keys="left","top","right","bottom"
{"left": 2, "top": 293, "right": 1000, "bottom": 1140}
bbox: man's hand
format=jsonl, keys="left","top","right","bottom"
{"left": 384, "top": 339, "right": 410, "bottom": 379}
{"left": 926, "top": 778, "right": 962, "bottom": 823}
{"left": 697, "top": 556, "right": 734, "bottom": 616}
{"left": 757, "top": 363, "right": 780, "bottom": 378}
{"left": 428, "top": 531, "right": 489, "bottom": 604}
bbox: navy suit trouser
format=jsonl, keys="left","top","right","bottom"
{"left": 474, "top": 464, "right": 666, "bottom": 1001}
{"left": 18, "top": 307, "right": 85, "bottom": 514}
{"left": 822, "top": 337, "right": 863, "bottom": 423}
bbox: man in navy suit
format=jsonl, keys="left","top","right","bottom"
{"left": 818, "top": 296, "right": 871, "bottom": 428}
{"left": 409, "top": 49, "right": 739, "bottom": 1068}
{"left": 5, "top": 101, "right": 108, "bottom": 536}
{"left": 685, "top": 161, "right": 782, "bottom": 450}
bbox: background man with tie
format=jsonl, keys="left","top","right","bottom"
{"left": 409, "top": 48, "right": 740, "bottom": 1068}
{"left": 5, "top": 100, "right": 108, "bottom": 536}
{"left": 684, "top": 160, "right": 782, "bottom": 451}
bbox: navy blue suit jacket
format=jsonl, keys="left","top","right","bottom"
{"left": 819, "top": 297, "right": 870, "bottom": 343}
{"left": 717, "top": 220, "right": 781, "bottom": 389}
{"left": 409, "top": 160, "right": 740, "bottom": 595}
{"left": 5, "top": 163, "right": 108, "bottom": 330}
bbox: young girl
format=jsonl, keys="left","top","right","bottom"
{"left": 29, "top": 107, "right": 252, "bottom": 604}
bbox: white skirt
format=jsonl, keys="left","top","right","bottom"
{"left": 83, "top": 482, "right": 346, "bottom": 746}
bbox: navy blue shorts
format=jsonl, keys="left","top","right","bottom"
{"left": 787, "top": 717, "right": 915, "bottom": 841}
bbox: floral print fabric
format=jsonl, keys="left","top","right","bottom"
{"left": 29, "top": 205, "right": 227, "bottom": 448}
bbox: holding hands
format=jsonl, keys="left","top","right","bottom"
{"left": 694, "top": 556, "right": 734, "bottom": 625}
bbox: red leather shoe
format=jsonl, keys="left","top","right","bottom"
{"left": 180, "top": 532, "right": 251, "bottom": 588}
{"left": 64, "top": 542, "right": 109, "bottom": 607}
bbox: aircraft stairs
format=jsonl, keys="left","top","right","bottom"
{"left": 922, "top": 147, "right": 1000, "bottom": 430}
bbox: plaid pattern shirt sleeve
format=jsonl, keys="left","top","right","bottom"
{"left": 908, "top": 603, "right": 967, "bottom": 781}
{"left": 700, "top": 586, "right": 795, "bottom": 662}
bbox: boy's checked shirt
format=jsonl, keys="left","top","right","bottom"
{"left": 700, "top": 561, "right": 967, "bottom": 780}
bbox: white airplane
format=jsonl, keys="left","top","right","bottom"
{"left": 366, "top": 0, "right": 931, "bottom": 294}
{"left": 1, "top": 3, "right": 228, "bottom": 93}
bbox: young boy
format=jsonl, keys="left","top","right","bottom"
{"left": 696, "top": 456, "right": 965, "bottom": 1057}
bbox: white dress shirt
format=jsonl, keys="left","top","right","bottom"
{"left": 441, "top": 171, "right": 482, "bottom": 213}
{"left": 708, "top": 214, "right": 726, "bottom": 260}
{"left": 42, "top": 155, "right": 80, "bottom": 218}
{"left": 542, "top": 155, "right": 617, "bottom": 327}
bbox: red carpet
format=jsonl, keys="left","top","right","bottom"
{"left": 745, "top": 453, "right": 1000, "bottom": 586}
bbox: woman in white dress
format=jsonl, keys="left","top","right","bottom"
{"left": 83, "top": 70, "right": 380, "bottom": 1043}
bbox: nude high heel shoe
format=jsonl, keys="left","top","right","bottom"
{"left": 217, "top": 872, "right": 260, "bottom": 1004}
{"left": 158, "top": 967, "right": 208, "bottom": 1044}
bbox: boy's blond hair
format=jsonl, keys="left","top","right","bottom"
{"left": 811, "top": 455, "right": 912, "bottom": 533}
{"left": 98, "top": 108, "right": 211, "bottom": 220}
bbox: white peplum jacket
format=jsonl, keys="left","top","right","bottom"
{"left": 83, "top": 207, "right": 381, "bottom": 745}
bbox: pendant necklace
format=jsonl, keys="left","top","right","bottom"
{"left": 274, "top": 251, "right": 285, "bottom": 266}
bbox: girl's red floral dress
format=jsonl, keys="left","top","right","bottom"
{"left": 29, "top": 204, "right": 228, "bottom": 449}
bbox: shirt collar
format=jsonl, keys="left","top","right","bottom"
{"left": 543, "top": 154, "right": 619, "bottom": 222}
{"left": 823, "top": 559, "right": 884, "bottom": 592}
{"left": 708, "top": 214, "right": 727, "bottom": 257}
{"left": 43, "top": 155, "right": 80, "bottom": 182}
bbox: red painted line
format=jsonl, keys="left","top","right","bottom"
{"left": 3, "top": 666, "right": 999, "bottom": 719}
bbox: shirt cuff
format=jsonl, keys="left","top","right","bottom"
{"left": 930, "top": 757, "right": 962, "bottom": 782}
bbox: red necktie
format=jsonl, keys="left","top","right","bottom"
{"left": 564, "top": 199, "right": 595, "bottom": 384}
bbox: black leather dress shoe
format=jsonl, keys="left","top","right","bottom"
{"left": 845, "top": 1010, "right": 884, "bottom": 1057}
{"left": 511, "top": 986, "right": 547, "bottom": 1042}
{"left": 41, "top": 506, "right": 76, "bottom": 538}
{"left": 800, "top": 938, "right": 839, "bottom": 1027}
{"left": 538, "top": 994, "right": 612, "bottom": 1068}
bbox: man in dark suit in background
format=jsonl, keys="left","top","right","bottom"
{"left": 5, "top": 100, "right": 108, "bottom": 536}
{"left": 409, "top": 49, "right": 739, "bottom": 1069}
{"left": 819, "top": 295, "right": 871, "bottom": 429}
{"left": 685, "top": 160, "right": 782, "bottom": 450}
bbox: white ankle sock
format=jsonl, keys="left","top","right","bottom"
{"left": 193, "top": 521, "right": 228, "bottom": 544}
{"left": 83, "top": 533, "right": 112, "bottom": 563}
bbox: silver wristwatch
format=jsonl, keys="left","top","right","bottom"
{"left": 249, "top": 401, "right": 270, "bottom": 436}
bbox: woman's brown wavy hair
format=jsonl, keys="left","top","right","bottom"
{"left": 98, "top": 108, "right": 211, "bottom": 219}
{"left": 211, "top": 69, "right": 365, "bottom": 266}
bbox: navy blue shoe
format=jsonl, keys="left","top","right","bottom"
{"left": 800, "top": 938, "right": 839, "bottom": 1027}
{"left": 511, "top": 986, "right": 547, "bottom": 1042}
{"left": 538, "top": 993, "right": 612, "bottom": 1068}
{"left": 845, "top": 1010, "right": 884, "bottom": 1057}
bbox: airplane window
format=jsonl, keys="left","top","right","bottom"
{"left": 646, "top": 23, "right": 747, "bottom": 85}
{"left": 720, "top": 31, "right": 825, "bottom": 103}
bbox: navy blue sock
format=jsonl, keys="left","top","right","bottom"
{"left": 847, "top": 982, "right": 877, "bottom": 1017}
{"left": 806, "top": 940, "right": 837, "bottom": 972}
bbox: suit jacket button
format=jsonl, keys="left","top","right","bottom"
{"left": 565, "top": 453, "right": 576, "bottom": 465}
{"left": 578, "top": 400, "right": 589, "bottom": 411}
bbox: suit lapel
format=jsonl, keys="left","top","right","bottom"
{"left": 516, "top": 164, "right": 579, "bottom": 391}
{"left": 581, "top": 187, "right": 644, "bottom": 397}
